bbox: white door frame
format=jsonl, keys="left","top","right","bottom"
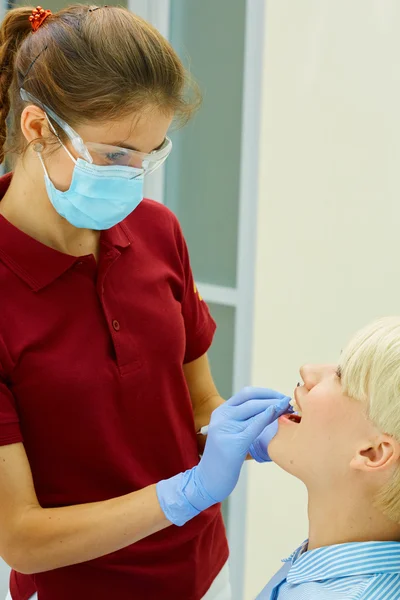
{"left": 127, "top": 0, "right": 170, "bottom": 38}
{"left": 127, "top": 2, "right": 266, "bottom": 598}
{"left": 128, "top": 0, "right": 171, "bottom": 204}
{"left": 227, "top": 2, "right": 266, "bottom": 598}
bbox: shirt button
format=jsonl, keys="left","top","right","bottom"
{"left": 112, "top": 319, "right": 120, "bottom": 331}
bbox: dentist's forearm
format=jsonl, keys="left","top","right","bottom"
{"left": 5, "top": 485, "right": 170, "bottom": 574}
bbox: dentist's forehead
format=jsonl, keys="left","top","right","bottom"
{"left": 78, "top": 109, "right": 173, "bottom": 155}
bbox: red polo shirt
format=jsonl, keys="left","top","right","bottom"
{"left": 0, "top": 174, "right": 228, "bottom": 600}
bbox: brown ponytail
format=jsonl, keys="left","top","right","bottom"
{"left": 0, "top": 7, "right": 33, "bottom": 163}
{"left": 0, "top": 4, "right": 200, "bottom": 164}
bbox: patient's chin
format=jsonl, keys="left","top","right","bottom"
{"left": 267, "top": 436, "right": 284, "bottom": 464}
{"left": 268, "top": 437, "right": 299, "bottom": 475}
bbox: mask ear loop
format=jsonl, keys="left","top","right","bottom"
{"left": 33, "top": 135, "right": 76, "bottom": 185}
{"left": 33, "top": 141, "right": 51, "bottom": 178}
{"left": 43, "top": 115, "right": 77, "bottom": 165}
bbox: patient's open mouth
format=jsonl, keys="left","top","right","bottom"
{"left": 280, "top": 398, "right": 303, "bottom": 424}
{"left": 280, "top": 411, "right": 302, "bottom": 425}
{"left": 287, "top": 413, "right": 302, "bottom": 424}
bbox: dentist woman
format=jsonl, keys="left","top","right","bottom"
{"left": 0, "top": 5, "right": 290, "bottom": 600}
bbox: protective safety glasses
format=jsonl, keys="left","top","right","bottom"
{"left": 20, "top": 89, "right": 172, "bottom": 174}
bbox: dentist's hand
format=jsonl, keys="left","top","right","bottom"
{"left": 249, "top": 392, "right": 291, "bottom": 462}
{"left": 193, "top": 388, "right": 290, "bottom": 502}
{"left": 156, "top": 387, "right": 290, "bottom": 526}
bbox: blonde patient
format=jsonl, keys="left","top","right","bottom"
{"left": 257, "top": 317, "right": 400, "bottom": 599}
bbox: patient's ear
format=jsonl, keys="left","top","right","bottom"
{"left": 351, "top": 435, "right": 400, "bottom": 472}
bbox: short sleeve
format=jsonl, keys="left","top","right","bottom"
{"left": 0, "top": 344, "right": 23, "bottom": 446}
{"left": 173, "top": 219, "right": 217, "bottom": 364}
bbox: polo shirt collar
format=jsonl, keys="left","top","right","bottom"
{"left": 102, "top": 220, "right": 133, "bottom": 249}
{"left": 285, "top": 541, "right": 400, "bottom": 584}
{"left": 0, "top": 173, "right": 133, "bottom": 291}
{"left": 0, "top": 214, "right": 78, "bottom": 291}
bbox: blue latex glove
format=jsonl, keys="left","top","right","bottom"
{"left": 249, "top": 391, "right": 291, "bottom": 462}
{"left": 156, "top": 387, "right": 290, "bottom": 526}
{"left": 249, "top": 422, "right": 281, "bottom": 463}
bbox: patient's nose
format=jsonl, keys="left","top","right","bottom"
{"left": 300, "top": 364, "right": 337, "bottom": 390}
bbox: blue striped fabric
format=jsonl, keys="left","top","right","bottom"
{"left": 256, "top": 540, "right": 400, "bottom": 599}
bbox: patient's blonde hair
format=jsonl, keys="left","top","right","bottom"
{"left": 340, "top": 316, "right": 400, "bottom": 522}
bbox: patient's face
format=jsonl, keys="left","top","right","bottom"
{"left": 268, "top": 364, "right": 376, "bottom": 489}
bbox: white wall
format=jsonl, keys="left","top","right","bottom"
{"left": 244, "top": 1, "right": 400, "bottom": 598}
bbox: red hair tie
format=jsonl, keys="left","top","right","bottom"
{"left": 29, "top": 6, "right": 52, "bottom": 32}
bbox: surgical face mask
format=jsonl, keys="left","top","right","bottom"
{"left": 35, "top": 142, "right": 145, "bottom": 230}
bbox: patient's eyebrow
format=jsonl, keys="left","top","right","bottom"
{"left": 336, "top": 365, "right": 342, "bottom": 379}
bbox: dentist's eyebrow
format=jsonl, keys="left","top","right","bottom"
{"left": 111, "top": 139, "right": 166, "bottom": 152}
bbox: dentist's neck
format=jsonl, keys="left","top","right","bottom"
{"left": 0, "top": 159, "right": 100, "bottom": 258}
{"left": 307, "top": 483, "right": 400, "bottom": 551}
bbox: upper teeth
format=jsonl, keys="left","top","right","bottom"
{"left": 290, "top": 398, "right": 302, "bottom": 416}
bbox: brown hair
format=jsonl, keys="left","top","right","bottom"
{"left": 0, "top": 4, "right": 200, "bottom": 163}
